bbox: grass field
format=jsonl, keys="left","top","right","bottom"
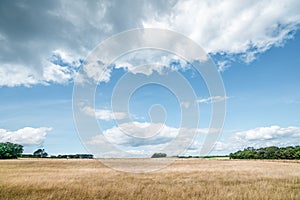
{"left": 0, "top": 158, "right": 299, "bottom": 199}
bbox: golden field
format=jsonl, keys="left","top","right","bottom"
{"left": 0, "top": 158, "right": 299, "bottom": 200}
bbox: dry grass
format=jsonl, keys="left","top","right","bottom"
{"left": 0, "top": 158, "right": 299, "bottom": 199}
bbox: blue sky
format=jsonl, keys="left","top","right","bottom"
{"left": 0, "top": 0, "right": 300, "bottom": 157}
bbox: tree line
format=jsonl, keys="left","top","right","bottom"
{"left": 0, "top": 142, "right": 93, "bottom": 159}
{"left": 229, "top": 146, "right": 300, "bottom": 159}
{"left": 1, "top": 142, "right": 299, "bottom": 160}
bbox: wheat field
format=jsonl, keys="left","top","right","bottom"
{"left": 0, "top": 158, "right": 299, "bottom": 199}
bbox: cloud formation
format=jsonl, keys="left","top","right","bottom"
{"left": 1, "top": 0, "right": 300, "bottom": 87}
{"left": 235, "top": 125, "right": 300, "bottom": 141}
{"left": 213, "top": 125, "right": 300, "bottom": 153}
{"left": 90, "top": 122, "right": 218, "bottom": 153}
{"left": 197, "top": 96, "right": 230, "bottom": 104}
{"left": 0, "top": 0, "right": 175, "bottom": 87}
{"left": 115, "top": 50, "right": 186, "bottom": 76}
{"left": 82, "top": 106, "right": 127, "bottom": 121}
{"left": 144, "top": 0, "right": 300, "bottom": 63}
{"left": 0, "top": 127, "right": 52, "bottom": 146}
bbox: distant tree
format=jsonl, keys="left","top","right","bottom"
{"left": 33, "top": 149, "right": 48, "bottom": 158}
{"left": 264, "top": 146, "right": 279, "bottom": 159}
{"left": 294, "top": 146, "right": 300, "bottom": 159}
{"left": 0, "top": 142, "right": 23, "bottom": 159}
{"left": 229, "top": 146, "right": 300, "bottom": 160}
{"left": 151, "top": 153, "right": 167, "bottom": 158}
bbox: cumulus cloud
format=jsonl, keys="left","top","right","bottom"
{"left": 0, "top": 49, "right": 80, "bottom": 87}
{"left": 212, "top": 125, "right": 300, "bottom": 153}
{"left": 0, "top": 127, "right": 52, "bottom": 146}
{"left": 1, "top": 0, "right": 299, "bottom": 87}
{"left": 82, "top": 106, "right": 127, "bottom": 121}
{"left": 43, "top": 63, "right": 73, "bottom": 84}
{"left": 0, "top": 0, "right": 175, "bottom": 87}
{"left": 101, "top": 122, "right": 175, "bottom": 146}
{"left": 89, "top": 122, "right": 218, "bottom": 151}
{"left": 197, "top": 96, "right": 230, "bottom": 104}
{"left": 217, "top": 60, "right": 230, "bottom": 72}
{"left": 235, "top": 125, "right": 300, "bottom": 141}
{"left": 144, "top": 0, "right": 300, "bottom": 63}
{"left": 114, "top": 50, "right": 187, "bottom": 76}
{"left": 78, "top": 50, "right": 191, "bottom": 85}
{"left": 85, "top": 121, "right": 299, "bottom": 157}
{"left": 0, "top": 64, "right": 40, "bottom": 87}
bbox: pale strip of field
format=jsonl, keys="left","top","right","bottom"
{"left": 0, "top": 158, "right": 299, "bottom": 199}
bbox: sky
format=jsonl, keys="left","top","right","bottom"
{"left": 0, "top": 0, "right": 300, "bottom": 157}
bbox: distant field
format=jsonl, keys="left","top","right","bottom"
{"left": 0, "top": 158, "right": 299, "bottom": 199}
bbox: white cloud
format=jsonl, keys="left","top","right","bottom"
{"left": 0, "top": 64, "right": 40, "bottom": 87}
{"left": 0, "top": 49, "right": 80, "bottom": 87}
{"left": 88, "top": 124, "right": 299, "bottom": 156}
{"left": 0, "top": 0, "right": 176, "bottom": 87}
{"left": 143, "top": 0, "right": 300, "bottom": 63}
{"left": 50, "top": 49, "right": 81, "bottom": 66}
{"left": 87, "top": 122, "right": 223, "bottom": 157}
{"left": 43, "top": 63, "right": 73, "bottom": 84}
{"left": 180, "top": 101, "right": 190, "bottom": 108}
{"left": 82, "top": 106, "right": 127, "bottom": 121}
{"left": 79, "top": 50, "right": 190, "bottom": 84}
{"left": 217, "top": 60, "right": 230, "bottom": 72}
{"left": 1, "top": 0, "right": 299, "bottom": 86}
{"left": 42, "top": 49, "right": 82, "bottom": 84}
{"left": 114, "top": 50, "right": 187, "bottom": 75}
{"left": 90, "top": 121, "right": 217, "bottom": 149}
{"left": 0, "top": 127, "right": 52, "bottom": 146}
{"left": 88, "top": 122, "right": 179, "bottom": 153}
{"left": 101, "top": 122, "right": 171, "bottom": 145}
{"left": 197, "top": 96, "right": 230, "bottom": 104}
{"left": 211, "top": 125, "right": 300, "bottom": 154}
{"left": 235, "top": 125, "right": 300, "bottom": 141}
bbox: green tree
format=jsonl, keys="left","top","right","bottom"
{"left": 151, "top": 153, "right": 167, "bottom": 158}
{"left": 294, "top": 146, "right": 300, "bottom": 159}
{"left": 0, "top": 142, "right": 23, "bottom": 159}
{"left": 243, "top": 150, "right": 254, "bottom": 159}
{"left": 230, "top": 146, "right": 300, "bottom": 160}
{"left": 284, "top": 146, "right": 295, "bottom": 159}
{"left": 33, "top": 149, "right": 48, "bottom": 158}
{"left": 264, "top": 146, "right": 279, "bottom": 159}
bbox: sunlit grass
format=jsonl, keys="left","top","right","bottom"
{"left": 0, "top": 158, "right": 299, "bottom": 199}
